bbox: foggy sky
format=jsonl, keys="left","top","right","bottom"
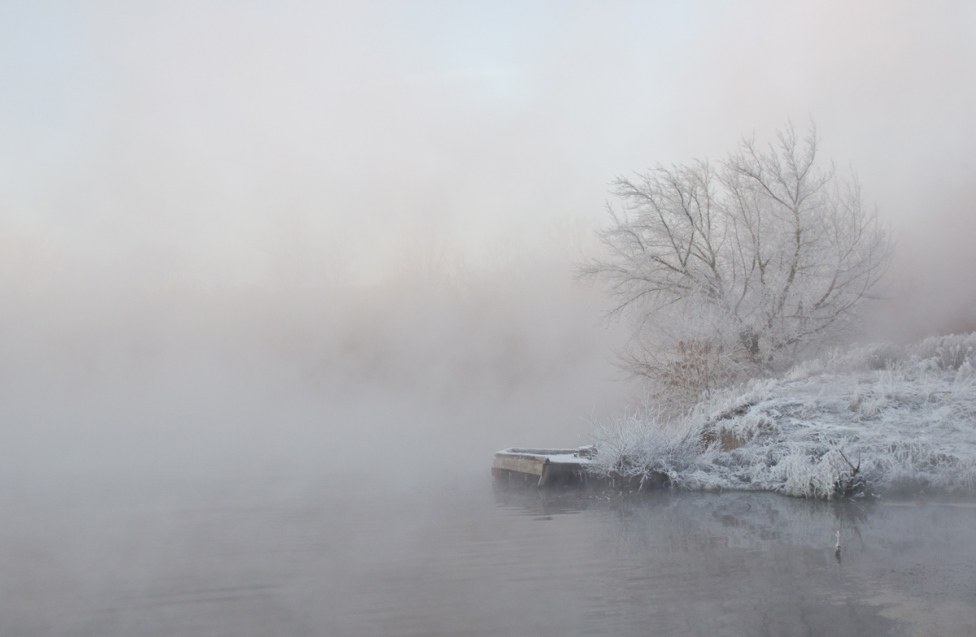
{"left": 2, "top": 2, "right": 976, "bottom": 482}
{"left": 3, "top": 1, "right": 974, "bottom": 298}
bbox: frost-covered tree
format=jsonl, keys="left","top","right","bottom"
{"left": 580, "top": 124, "right": 890, "bottom": 406}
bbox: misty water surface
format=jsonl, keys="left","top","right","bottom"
{"left": 3, "top": 468, "right": 975, "bottom": 636}
{"left": 1, "top": 286, "right": 974, "bottom": 636}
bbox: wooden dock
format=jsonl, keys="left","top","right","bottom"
{"left": 491, "top": 447, "right": 595, "bottom": 487}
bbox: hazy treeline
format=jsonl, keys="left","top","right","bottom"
{"left": 0, "top": 227, "right": 632, "bottom": 486}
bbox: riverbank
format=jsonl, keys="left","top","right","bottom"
{"left": 589, "top": 333, "right": 976, "bottom": 498}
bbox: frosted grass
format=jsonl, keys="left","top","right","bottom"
{"left": 590, "top": 334, "right": 976, "bottom": 498}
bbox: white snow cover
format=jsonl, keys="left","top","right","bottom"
{"left": 590, "top": 334, "right": 976, "bottom": 498}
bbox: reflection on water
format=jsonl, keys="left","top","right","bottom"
{"left": 2, "top": 476, "right": 975, "bottom": 636}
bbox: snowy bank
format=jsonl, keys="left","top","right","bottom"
{"left": 590, "top": 334, "right": 976, "bottom": 498}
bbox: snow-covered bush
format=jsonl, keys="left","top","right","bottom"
{"left": 587, "top": 398, "right": 707, "bottom": 489}
{"left": 590, "top": 334, "right": 976, "bottom": 498}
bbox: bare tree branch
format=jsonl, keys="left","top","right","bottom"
{"left": 578, "top": 123, "right": 891, "bottom": 410}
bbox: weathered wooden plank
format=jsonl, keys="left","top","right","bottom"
{"left": 493, "top": 447, "right": 597, "bottom": 487}
{"left": 505, "top": 448, "right": 578, "bottom": 456}
{"left": 493, "top": 453, "right": 547, "bottom": 476}
{"left": 537, "top": 463, "right": 552, "bottom": 487}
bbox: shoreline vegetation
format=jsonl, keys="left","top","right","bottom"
{"left": 588, "top": 333, "right": 976, "bottom": 499}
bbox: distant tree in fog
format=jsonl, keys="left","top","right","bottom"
{"left": 579, "top": 123, "right": 890, "bottom": 409}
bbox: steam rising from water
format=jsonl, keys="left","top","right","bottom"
{"left": 1, "top": 2, "right": 975, "bottom": 486}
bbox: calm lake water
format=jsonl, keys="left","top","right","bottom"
{"left": 2, "top": 473, "right": 975, "bottom": 636}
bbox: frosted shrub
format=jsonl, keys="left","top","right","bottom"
{"left": 954, "top": 360, "right": 974, "bottom": 385}
{"left": 591, "top": 334, "right": 976, "bottom": 498}
{"left": 589, "top": 400, "right": 705, "bottom": 489}
{"left": 911, "top": 333, "right": 976, "bottom": 371}
{"left": 656, "top": 339, "right": 741, "bottom": 412}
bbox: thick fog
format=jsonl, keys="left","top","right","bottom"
{"left": 2, "top": 1, "right": 976, "bottom": 488}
